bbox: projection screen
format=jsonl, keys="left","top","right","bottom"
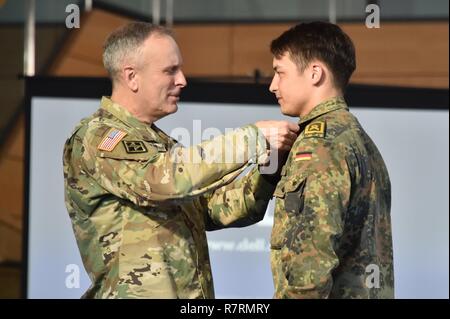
{"left": 25, "top": 79, "right": 449, "bottom": 299}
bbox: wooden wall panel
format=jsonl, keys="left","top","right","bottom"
{"left": 52, "top": 56, "right": 108, "bottom": 77}
{"left": 4, "top": 114, "right": 24, "bottom": 160}
{"left": 342, "top": 22, "right": 449, "bottom": 88}
{"left": 350, "top": 75, "right": 449, "bottom": 89}
{"left": 0, "top": 223, "right": 22, "bottom": 262}
{"left": 231, "top": 23, "right": 291, "bottom": 77}
{"left": 0, "top": 9, "right": 447, "bottom": 264}
{"left": 49, "top": 10, "right": 131, "bottom": 76}
{"left": 69, "top": 10, "right": 132, "bottom": 64}
{"left": 48, "top": 9, "right": 448, "bottom": 89}
{"left": 0, "top": 157, "right": 23, "bottom": 229}
{"left": 0, "top": 28, "right": 24, "bottom": 77}
{"left": 230, "top": 22, "right": 448, "bottom": 88}
{"left": 173, "top": 25, "right": 233, "bottom": 76}
{"left": 0, "top": 115, "right": 24, "bottom": 232}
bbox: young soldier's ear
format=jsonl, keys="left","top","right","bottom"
{"left": 311, "top": 64, "right": 324, "bottom": 86}
{"left": 123, "top": 65, "right": 138, "bottom": 92}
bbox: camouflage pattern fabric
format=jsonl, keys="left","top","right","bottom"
{"left": 271, "top": 97, "right": 394, "bottom": 299}
{"left": 63, "top": 97, "right": 275, "bottom": 298}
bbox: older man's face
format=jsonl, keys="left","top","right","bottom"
{"left": 136, "top": 34, "right": 187, "bottom": 121}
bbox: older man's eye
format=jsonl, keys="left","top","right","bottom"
{"left": 165, "top": 67, "right": 178, "bottom": 75}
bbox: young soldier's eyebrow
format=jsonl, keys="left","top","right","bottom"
{"left": 273, "top": 61, "right": 287, "bottom": 71}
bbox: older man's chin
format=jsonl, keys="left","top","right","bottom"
{"left": 167, "top": 103, "right": 179, "bottom": 115}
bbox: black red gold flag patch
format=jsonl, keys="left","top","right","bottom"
{"left": 294, "top": 152, "right": 313, "bottom": 161}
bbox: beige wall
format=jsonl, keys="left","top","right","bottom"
{"left": 0, "top": 8, "right": 448, "bottom": 262}
{"left": 0, "top": 25, "right": 66, "bottom": 262}
{"left": 0, "top": 115, "right": 24, "bottom": 262}
{"left": 51, "top": 9, "right": 449, "bottom": 89}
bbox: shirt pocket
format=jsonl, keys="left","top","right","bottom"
{"left": 271, "top": 175, "right": 307, "bottom": 250}
{"left": 274, "top": 175, "right": 307, "bottom": 204}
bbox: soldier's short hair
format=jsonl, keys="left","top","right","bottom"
{"left": 271, "top": 21, "right": 356, "bottom": 92}
{"left": 103, "top": 22, "right": 172, "bottom": 82}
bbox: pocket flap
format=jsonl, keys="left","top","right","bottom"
{"left": 274, "top": 175, "right": 306, "bottom": 198}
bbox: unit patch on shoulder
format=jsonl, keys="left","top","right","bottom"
{"left": 123, "top": 140, "right": 148, "bottom": 153}
{"left": 97, "top": 128, "right": 127, "bottom": 151}
{"left": 304, "top": 121, "right": 326, "bottom": 138}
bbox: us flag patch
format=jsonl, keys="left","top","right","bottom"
{"left": 98, "top": 128, "right": 127, "bottom": 151}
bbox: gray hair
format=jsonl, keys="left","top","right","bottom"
{"left": 102, "top": 22, "right": 172, "bottom": 82}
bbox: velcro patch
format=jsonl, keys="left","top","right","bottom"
{"left": 294, "top": 152, "right": 313, "bottom": 161}
{"left": 123, "top": 140, "right": 148, "bottom": 153}
{"left": 98, "top": 128, "right": 127, "bottom": 151}
{"left": 304, "top": 121, "right": 326, "bottom": 138}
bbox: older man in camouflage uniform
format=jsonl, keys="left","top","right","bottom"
{"left": 63, "top": 22, "right": 298, "bottom": 298}
{"left": 268, "top": 22, "right": 394, "bottom": 298}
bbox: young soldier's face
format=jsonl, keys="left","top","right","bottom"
{"left": 269, "top": 52, "right": 312, "bottom": 117}
{"left": 137, "top": 34, "right": 187, "bottom": 120}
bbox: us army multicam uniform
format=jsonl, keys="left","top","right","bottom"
{"left": 63, "top": 97, "right": 276, "bottom": 298}
{"left": 271, "top": 97, "right": 394, "bottom": 298}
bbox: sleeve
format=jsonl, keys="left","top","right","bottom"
{"left": 201, "top": 166, "right": 279, "bottom": 230}
{"left": 276, "top": 142, "right": 352, "bottom": 299}
{"left": 81, "top": 124, "right": 268, "bottom": 207}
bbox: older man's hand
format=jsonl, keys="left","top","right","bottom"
{"left": 255, "top": 120, "right": 299, "bottom": 152}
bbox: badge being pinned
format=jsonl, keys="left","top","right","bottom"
{"left": 98, "top": 128, "right": 127, "bottom": 151}
{"left": 304, "top": 121, "right": 326, "bottom": 138}
{"left": 294, "top": 152, "right": 313, "bottom": 161}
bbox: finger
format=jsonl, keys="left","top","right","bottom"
{"left": 278, "top": 143, "right": 293, "bottom": 151}
{"left": 279, "top": 135, "right": 296, "bottom": 146}
{"left": 277, "top": 138, "right": 296, "bottom": 149}
{"left": 285, "top": 131, "right": 298, "bottom": 142}
{"left": 286, "top": 122, "right": 300, "bottom": 133}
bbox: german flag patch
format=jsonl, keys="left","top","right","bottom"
{"left": 294, "top": 152, "right": 313, "bottom": 161}
{"left": 98, "top": 128, "right": 127, "bottom": 152}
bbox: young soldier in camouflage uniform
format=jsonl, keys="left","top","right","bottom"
{"left": 63, "top": 22, "right": 299, "bottom": 298}
{"left": 268, "top": 22, "right": 394, "bottom": 298}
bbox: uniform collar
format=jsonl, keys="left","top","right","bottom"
{"left": 100, "top": 96, "right": 169, "bottom": 143}
{"left": 298, "top": 96, "right": 348, "bottom": 125}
